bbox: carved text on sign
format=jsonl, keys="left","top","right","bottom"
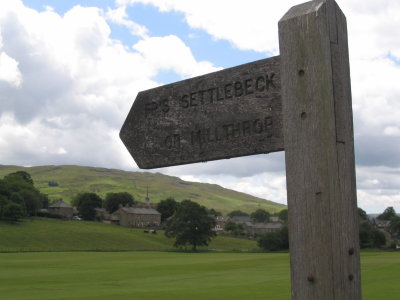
{"left": 120, "top": 56, "right": 283, "bottom": 169}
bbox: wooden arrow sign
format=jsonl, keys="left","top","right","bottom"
{"left": 120, "top": 56, "right": 283, "bottom": 169}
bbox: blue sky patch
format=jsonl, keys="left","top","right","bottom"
{"left": 125, "top": 3, "right": 266, "bottom": 68}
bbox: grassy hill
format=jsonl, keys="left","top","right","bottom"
{"left": 0, "top": 218, "right": 258, "bottom": 252}
{"left": 0, "top": 165, "right": 286, "bottom": 215}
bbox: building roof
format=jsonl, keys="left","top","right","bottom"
{"left": 251, "top": 223, "right": 283, "bottom": 229}
{"left": 121, "top": 207, "right": 161, "bottom": 215}
{"left": 49, "top": 200, "right": 72, "bottom": 208}
{"left": 216, "top": 216, "right": 230, "bottom": 222}
{"left": 231, "top": 216, "right": 252, "bottom": 223}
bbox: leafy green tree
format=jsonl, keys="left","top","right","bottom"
{"left": 0, "top": 195, "right": 9, "bottom": 218}
{"left": 258, "top": 226, "right": 289, "bottom": 251}
{"left": 279, "top": 226, "right": 289, "bottom": 249}
{"left": 10, "top": 192, "right": 26, "bottom": 211}
{"left": 104, "top": 192, "right": 135, "bottom": 213}
{"left": 224, "top": 221, "right": 245, "bottom": 236}
{"left": 224, "top": 220, "right": 237, "bottom": 232}
{"left": 74, "top": 193, "right": 103, "bottom": 221}
{"left": 278, "top": 209, "right": 288, "bottom": 223}
{"left": 251, "top": 209, "right": 270, "bottom": 223}
{"left": 390, "top": 239, "right": 399, "bottom": 250}
{"left": 156, "top": 198, "right": 180, "bottom": 222}
{"left": 165, "top": 200, "right": 216, "bottom": 251}
{"left": 3, "top": 171, "right": 35, "bottom": 193}
{"left": 0, "top": 171, "right": 48, "bottom": 220}
{"left": 359, "top": 221, "right": 373, "bottom": 248}
{"left": 207, "top": 208, "right": 222, "bottom": 216}
{"left": 359, "top": 221, "right": 386, "bottom": 248}
{"left": 16, "top": 189, "right": 42, "bottom": 216}
{"left": 4, "top": 171, "right": 34, "bottom": 185}
{"left": 390, "top": 216, "right": 400, "bottom": 237}
{"left": 1, "top": 201, "right": 24, "bottom": 222}
{"left": 227, "top": 210, "right": 248, "bottom": 217}
{"left": 258, "top": 232, "right": 282, "bottom": 251}
{"left": 358, "top": 207, "right": 368, "bottom": 221}
{"left": 371, "top": 229, "right": 387, "bottom": 248}
{"left": 377, "top": 207, "right": 397, "bottom": 221}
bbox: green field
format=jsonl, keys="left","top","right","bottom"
{"left": 0, "top": 219, "right": 257, "bottom": 252}
{"left": 0, "top": 164, "right": 286, "bottom": 214}
{"left": 0, "top": 251, "right": 399, "bottom": 300}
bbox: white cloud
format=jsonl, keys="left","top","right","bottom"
{"left": 117, "top": 0, "right": 301, "bottom": 54}
{"left": 133, "top": 35, "right": 221, "bottom": 78}
{"left": 0, "top": 0, "right": 218, "bottom": 170}
{"left": 0, "top": 51, "right": 22, "bottom": 86}
{"left": 1, "top": 0, "right": 399, "bottom": 214}
{"left": 114, "top": 0, "right": 400, "bottom": 213}
{"left": 106, "top": 5, "right": 149, "bottom": 38}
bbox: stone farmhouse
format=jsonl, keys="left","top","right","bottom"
{"left": 112, "top": 205, "right": 161, "bottom": 228}
{"left": 212, "top": 214, "right": 284, "bottom": 236}
{"left": 213, "top": 216, "right": 230, "bottom": 232}
{"left": 47, "top": 200, "right": 74, "bottom": 219}
{"left": 246, "top": 222, "right": 283, "bottom": 235}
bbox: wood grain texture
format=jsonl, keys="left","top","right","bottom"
{"left": 120, "top": 57, "right": 283, "bottom": 169}
{"left": 278, "top": 0, "right": 361, "bottom": 299}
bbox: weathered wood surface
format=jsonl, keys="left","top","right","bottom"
{"left": 278, "top": 0, "right": 361, "bottom": 299}
{"left": 120, "top": 57, "right": 283, "bottom": 169}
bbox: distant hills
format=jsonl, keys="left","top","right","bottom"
{"left": 0, "top": 165, "right": 286, "bottom": 215}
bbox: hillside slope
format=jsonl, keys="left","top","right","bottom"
{"left": 0, "top": 165, "right": 286, "bottom": 214}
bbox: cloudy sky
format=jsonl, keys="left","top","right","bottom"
{"left": 0, "top": 0, "right": 399, "bottom": 213}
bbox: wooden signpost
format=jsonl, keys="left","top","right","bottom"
{"left": 120, "top": 0, "right": 362, "bottom": 299}
{"left": 120, "top": 56, "right": 283, "bottom": 169}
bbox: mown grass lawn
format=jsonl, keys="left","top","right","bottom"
{"left": 0, "top": 251, "right": 399, "bottom": 300}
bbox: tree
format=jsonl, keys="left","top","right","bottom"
{"left": 165, "top": 200, "right": 216, "bottom": 251}
{"left": 4, "top": 171, "right": 34, "bottom": 185}
{"left": 3, "top": 171, "right": 35, "bottom": 193}
{"left": 104, "top": 192, "right": 135, "bottom": 213}
{"left": 377, "top": 207, "right": 397, "bottom": 221}
{"left": 251, "top": 209, "right": 270, "bottom": 223}
{"left": 359, "top": 221, "right": 373, "bottom": 248}
{"left": 390, "top": 216, "right": 400, "bottom": 237}
{"left": 278, "top": 209, "right": 288, "bottom": 223}
{"left": 227, "top": 210, "right": 248, "bottom": 217}
{"left": 279, "top": 226, "right": 289, "bottom": 249}
{"left": 224, "top": 221, "right": 245, "bottom": 236}
{"left": 257, "top": 226, "right": 289, "bottom": 251}
{"left": 371, "top": 229, "right": 387, "bottom": 248}
{"left": 258, "top": 232, "right": 282, "bottom": 251}
{"left": 207, "top": 208, "right": 222, "bottom": 216}
{"left": 16, "top": 189, "right": 42, "bottom": 216}
{"left": 156, "top": 198, "right": 180, "bottom": 222}
{"left": 358, "top": 207, "right": 368, "bottom": 221}
{"left": 359, "top": 221, "right": 386, "bottom": 248}
{"left": 0, "top": 171, "right": 47, "bottom": 221}
{"left": 1, "top": 200, "right": 24, "bottom": 222}
{"left": 74, "top": 193, "right": 103, "bottom": 221}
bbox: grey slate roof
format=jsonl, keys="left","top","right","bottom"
{"left": 251, "top": 222, "right": 283, "bottom": 229}
{"left": 49, "top": 200, "right": 72, "bottom": 208}
{"left": 121, "top": 207, "right": 161, "bottom": 215}
{"left": 231, "top": 216, "right": 252, "bottom": 223}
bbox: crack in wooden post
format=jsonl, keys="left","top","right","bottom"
{"left": 279, "top": 0, "right": 362, "bottom": 299}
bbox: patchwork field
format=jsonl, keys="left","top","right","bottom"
{"left": 0, "top": 251, "right": 399, "bottom": 300}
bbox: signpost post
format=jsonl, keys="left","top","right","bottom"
{"left": 279, "top": 1, "right": 361, "bottom": 299}
{"left": 120, "top": 0, "right": 362, "bottom": 299}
